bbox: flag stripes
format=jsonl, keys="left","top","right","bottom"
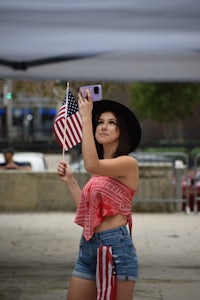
{"left": 53, "top": 90, "right": 82, "bottom": 151}
{"left": 96, "top": 246, "right": 117, "bottom": 300}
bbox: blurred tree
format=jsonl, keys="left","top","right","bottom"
{"left": 130, "top": 82, "right": 200, "bottom": 141}
{"left": 131, "top": 83, "right": 200, "bottom": 121}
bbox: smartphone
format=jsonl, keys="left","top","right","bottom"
{"left": 79, "top": 84, "right": 102, "bottom": 102}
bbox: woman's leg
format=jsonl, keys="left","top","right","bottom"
{"left": 67, "top": 276, "right": 96, "bottom": 300}
{"left": 116, "top": 281, "right": 136, "bottom": 300}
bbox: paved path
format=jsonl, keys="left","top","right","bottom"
{"left": 0, "top": 212, "right": 200, "bottom": 300}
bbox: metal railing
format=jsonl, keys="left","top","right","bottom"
{"left": 133, "top": 152, "right": 191, "bottom": 213}
{"left": 194, "top": 153, "right": 200, "bottom": 214}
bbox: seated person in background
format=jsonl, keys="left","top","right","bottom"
{"left": 0, "top": 147, "right": 32, "bottom": 170}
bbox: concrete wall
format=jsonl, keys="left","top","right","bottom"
{"left": 0, "top": 165, "right": 177, "bottom": 212}
{"left": 0, "top": 171, "right": 90, "bottom": 212}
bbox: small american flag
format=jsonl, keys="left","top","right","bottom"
{"left": 96, "top": 246, "right": 117, "bottom": 300}
{"left": 53, "top": 90, "right": 82, "bottom": 151}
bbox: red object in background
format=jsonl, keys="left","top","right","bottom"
{"left": 182, "top": 170, "right": 200, "bottom": 212}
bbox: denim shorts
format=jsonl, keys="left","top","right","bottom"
{"left": 72, "top": 225, "right": 139, "bottom": 282}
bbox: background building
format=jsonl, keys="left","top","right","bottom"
{"left": 0, "top": 80, "right": 200, "bottom": 158}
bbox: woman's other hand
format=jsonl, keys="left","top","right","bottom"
{"left": 57, "top": 160, "right": 73, "bottom": 184}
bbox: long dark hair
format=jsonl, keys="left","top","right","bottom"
{"left": 93, "top": 110, "right": 132, "bottom": 159}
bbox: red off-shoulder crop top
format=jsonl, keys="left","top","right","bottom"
{"left": 74, "top": 176, "right": 136, "bottom": 240}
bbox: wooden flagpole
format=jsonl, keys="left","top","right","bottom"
{"left": 62, "top": 81, "right": 69, "bottom": 159}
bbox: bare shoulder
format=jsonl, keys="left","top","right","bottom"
{"left": 88, "top": 154, "right": 138, "bottom": 178}
{"left": 109, "top": 155, "right": 139, "bottom": 174}
{"left": 114, "top": 155, "right": 139, "bottom": 189}
{"left": 125, "top": 155, "right": 139, "bottom": 176}
{"left": 127, "top": 154, "right": 138, "bottom": 164}
{"left": 118, "top": 155, "right": 138, "bottom": 169}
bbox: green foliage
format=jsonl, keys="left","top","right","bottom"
{"left": 190, "top": 147, "right": 200, "bottom": 159}
{"left": 131, "top": 83, "right": 200, "bottom": 122}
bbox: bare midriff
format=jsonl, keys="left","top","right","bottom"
{"left": 94, "top": 214, "right": 127, "bottom": 233}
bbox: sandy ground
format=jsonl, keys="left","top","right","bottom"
{"left": 0, "top": 212, "right": 200, "bottom": 300}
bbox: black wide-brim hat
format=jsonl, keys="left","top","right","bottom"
{"left": 92, "top": 99, "right": 141, "bottom": 152}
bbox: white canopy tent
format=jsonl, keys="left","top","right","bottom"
{"left": 0, "top": 0, "right": 200, "bottom": 81}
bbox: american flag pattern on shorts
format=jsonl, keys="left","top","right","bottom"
{"left": 96, "top": 246, "right": 117, "bottom": 300}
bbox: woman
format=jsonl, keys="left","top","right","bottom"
{"left": 57, "top": 90, "right": 141, "bottom": 300}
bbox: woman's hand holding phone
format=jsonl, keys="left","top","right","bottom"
{"left": 79, "top": 84, "right": 102, "bottom": 102}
